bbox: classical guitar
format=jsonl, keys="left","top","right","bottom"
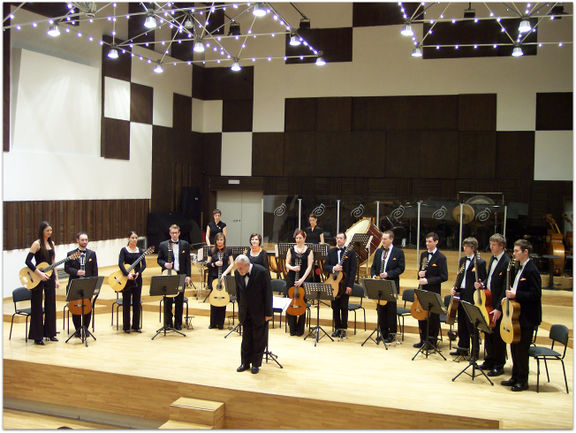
{"left": 107, "top": 246, "right": 155, "bottom": 292}
{"left": 19, "top": 251, "right": 82, "bottom": 290}
{"left": 446, "top": 262, "right": 466, "bottom": 326}
{"left": 287, "top": 257, "right": 306, "bottom": 316}
{"left": 161, "top": 242, "right": 174, "bottom": 276}
{"left": 327, "top": 245, "right": 355, "bottom": 298}
{"left": 410, "top": 256, "right": 429, "bottom": 321}
{"left": 500, "top": 259, "right": 521, "bottom": 344}
{"left": 473, "top": 252, "right": 494, "bottom": 328}
{"left": 208, "top": 251, "right": 231, "bottom": 307}
{"left": 67, "top": 252, "right": 94, "bottom": 315}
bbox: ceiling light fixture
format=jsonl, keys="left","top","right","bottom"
{"left": 228, "top": 21, "right": 241, "bottom": 36}
{"left": 400, "top": 23, "right": 414, "bottom": 37}
{"left": 463, "top": 2, "right": 475, "bottom": 18}
{"left": 184, "top": 16, "right": 193, "bottom": 29}
{"left": 193, "top": 40, "right": 205, "bottom": 53}
{"left": 107, "top": 47, "right": 119, "bottom": 59}
{"left": 144, "top": 12, "right": 157, "bottom": 29}
{"left": 299, "top": 18, "right": 310, "bottom": 31}
{"left": 289, "top": 33, "right": 301, "bottom": 46}
{"left": 252, "top": 3, "right": 267, "bottom": 17}
{"left": 512, "top": 46, "right": 524, "bottom": 57}
{"left": 411, "top": 46, "right": 423, "bottom": 57}
{"left": 47, "top": 23, "right": 60, "bottom": 37}
{"left": 153, "top": 61, "right": 164, "bottom": 73}
{"left": 518, "top": 19, "right": 531, "bottom": 33}
{"left": 231, "top": 58, "right": 242, "bottom": 71}
{"left": 315, "top": 51, "right": 326, "bottom": 66}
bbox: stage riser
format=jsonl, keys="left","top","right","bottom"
{"left": 4, "top": 359, "right": 499, "bottom": 429}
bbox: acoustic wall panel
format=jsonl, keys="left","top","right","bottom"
{"left": 104, "top": 77, "right": 131, "bottom": 121}
{"left": 221, "top": 132, "right": 252, "bottom": 177}
{"left": 534, "top": 131, "right": 573, "bottom": 181}
{"left": 130, "top": 82, "right": 153, "bottom": 124}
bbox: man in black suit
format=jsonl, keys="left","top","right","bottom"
{"left": 64, "top": 232, "right": 98, "bottom": 338}
{"left": 475, "top": 233, "right": 510, "bottom": 376}
{"left": 234, "top": 254, "right": 273, "bottom": 374}
{"left": 370, "top": 230, "right": 405, "bottom": 343}
{"left": 501, "top": 239, "right": 542, "bottom": 392}
{"left": 157, "top": 224, "right": 191, "bottom": 330}
{"left": 450, "top": 237, "right": 487, "bottom": 357}
{"left": 323, "top": 232, "right": 357, "bottom": 339}
{"left": 415, "top": 232, "right": 448, "bottom": 348}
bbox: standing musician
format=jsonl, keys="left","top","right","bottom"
{"left": 64, "top": 232, "right": 98, "bottom": 338}
{"left": 24, "top": 221, "right": 60, "bottom": 345}
{"left": 414, "top": 232, "right": 448, "bottom": 348}
{"left": 206, "top": 209, "right": 227, "bottom": 246}
{"left": 304, "top": 213, "right": 324, "bottom": 282}
{"left": 370, "top": 230, "right": 405, "bottom": 344}
{"left": 285, "top": 229, "right": 314, "bottom": 336}
{"left": 157, "top": 224, "right": 191, "bottom": 330}
{"left": 246, "top": 233, "right": 269, "bottom": 276}
{"left": 324, "top": 232, "right": 357, "bottom": 339}
{"left": 117, "top": 231, "right": 146, "bottom": 333}
{"left": 501, "top": 239, "right": 542, "bottom": 392}
{"left": 475, "top": 234, "right": 510, "bottom": 377}
{"left": 206, "top": 233, "right": 234, "bottom": 329}
{"left": 449, "top": 237, "right": 487, "bottom": 357}
{"left": 234, "top": 255, "right": 273, "bottom": 375}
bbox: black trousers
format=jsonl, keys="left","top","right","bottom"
{"left": 208, "top": 275, "right": 226, "bottom": 328}
{"left": 417, "top": 287, "right": 440, "bottom": 342}
{"left": 241, "top": 316, "right": 267, "bottom": 367}
{"left": 456, "top": 301, "right": 479, "bottom": 355}
{"left": 286, "top": 312, "right": 306, "bottom": 336}
{"left": 164, "top": 291, "right": 184, "bottom": 328}
{"left": 331, "top": 294, "right": 349, "bottom": 330}
{"left": 484, "top": 316, "right": 506, "bottom": 368}
{"left": 511, "top": 326, "right": 534, "bottom": 384}
{"left": 377, "top": 300, "right": 397, "bottom": 338}
{"left": 29, "top": 279, "right": 57, "bottom": 341}
{"left": 122, "top": 282, "right": 142, "bottom": 331}
{"left": 72, "top": 312, "right": 92, "bottom": 331}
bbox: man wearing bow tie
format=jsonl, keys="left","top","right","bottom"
{"left": 234, "top": 255, "right": 273, "bottom": 374}
{"left": 324, "top": 232, "right": 357, "bottom": 339}
{"left": 157, "top": 224, "right": 191, "bottom": 330}
{"left": 370, "top": 230, "right": 405, "bottom": 343}
{"left": 64, "top": 232, "right": 98, "bottom": 337}
{"left": 475, "top": 233, "right": 510, "bottom": 377}
{"left": 501, "top": 239, "right": 542, "bottom": 392}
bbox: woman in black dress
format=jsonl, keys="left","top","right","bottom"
{"left": 304, "top": 213, "right": 324, "bottom": 244}
{"left": 246, "top": 233, "right": 269, "bottom": 275}
{"left": 285, "top": 229, "right": 314, "bottom": 336}
{"left": 206, "top": 209, "right": 227, "bottom": 246}
{"left": 118, "top": 231, "right": 146, "bottom": 333}
{"left": 206, "top": 233, "right": 234, "bottom": 329}
{"left": 24, "top": 221, "right": 59, "bottom": 345}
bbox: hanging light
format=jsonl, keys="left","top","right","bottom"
{"left": 252, "top": 3, "right": 267, "bottom": 17}
{"left": 400, "top": 24, "right": 414, "bottom": 37}
{"left": 144, "top": 12, "right": 157, "bottom": 29}
{"left": 184, "top": 17, "right": 193, "bottom": 29}
{"left": 229, "top": 22, "right": 241, "bottom": 36}
{"left": 107, "top": 47, "right": 119, "bottom": 59}
{"left": 193, "top": 40, "right": 205, "bottom": 53}
{"left": 47, "top": 24, "right": 60, "bottom": 37}
{"left": 512, "top": 46, "right": 524, "bottom": 57}
{"left": 411, "top": 46, "right": 423, "bottom": 57}
{"left": 231, "top": 58, "right": 241, "bottom": 71}
{"left": 518, "top": 19, "right": 531, "bottom": 33}
{"left": 289, "top": 34, "right": 301, "bottom": 46}
{"left": 153, "top": 61, "right": 164, "bottom": 73}
{"left": 315, "top": 52, "right": 326, "bottom": 66}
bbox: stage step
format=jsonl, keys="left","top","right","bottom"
{"left": 168, "top": 397, "right": 224, "bottom": 428}
{"left": 159, "top": 420, "right": 212, "bottom": 429}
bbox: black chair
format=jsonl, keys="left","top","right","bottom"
{"left": 111, "top": 292, "right": 143, "bottom": 330}
{"left": 396, "top": 288, "right": 414, "bottom": 341}
{"left": 271, "top": 279, "right": 287, "bottom": 329}
{"left": 9, "top": 287, "right": 34, "bottom": 341}
{"left": 529, "top": 324, "right": 570, "bottom": 393}
{"left": 347, "top": 283, "right": 367, "bottom": 335}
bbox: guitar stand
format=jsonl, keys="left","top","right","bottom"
{"left": 224, "top": 323, "right": 242, "bottom": 339}
{"left": 264, "top": 322, "right": 283, "bottom": 368}
{"left": 152, "top": 294, "right": 186, "bottom": 340}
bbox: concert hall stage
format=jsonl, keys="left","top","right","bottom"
{"left": 4, "top": 293, "right": 573, "bottom": 430}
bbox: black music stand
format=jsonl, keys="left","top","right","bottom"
{"left": 150, "top": 275, "right": 186, "bottom": 340}
{"left": 411, "top": 289, "right": 447, "bottom": 361}
{"left": 65, "top": 277, "right": 100, "bottom": 347}
{"left": 361, "top": 278, "right": 397, "bottom": 349}
{"left": 303, "top": 282, "right": 335, "bottom": 346}
{"left": 224, "top": 275, "right": 242, "bottom": 338}
{"left": 452, "top": 301, "right": 494, "bottom": 385}
{"left": 264, "top": 320, "right": 283, "bottom": 368}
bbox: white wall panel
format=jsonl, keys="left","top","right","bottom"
{"left": 221, "top": 132, "right": 252, "bottom": 176}
{"left": 191, "top": 99, "right": 223, "bottom": 132}
{"left": 104, "top": 76, "right": 131, "bottom": 121}
{"left": 534, "top": 131, "right": 573, "bottom": 181}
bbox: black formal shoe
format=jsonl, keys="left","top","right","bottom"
{"left": 501, "top": 378, "right": 516, "bottom": 386}
{"left": 487, "top": 368, "right": 504, "bottom": 377}
{"left": 413, "top": 341, "right": 424, "bottom": 348}
{"left": 208, "top": 325, "right": 215, "bottom": 329}
{"left": 175, "top": 325, "right": 182, "bottom": 330}
{"left": 123, "top": 329, "right": 131, "bottom": 334}
{"left": 450, "top": 349, "right": 469, "bottom": 356}
{"left": 511, "top": 382, "right": 529, "bottom": 392}
{"left": 384, "top": 336, "right": 395, "bottom": 344}
{"left": 296, "top": 332, "right": 304, "bottom": 337}
{"left": 236, "top": 364, "right": 249, "bottom": 372}
{"left": 34, "top": 340, "right": 45, "bottom": 345}
{"left": 331, "top": 330, "right": 340, "bottom": 338}
{"left": 218, "top": 325, "right": 224, "bottom": 330}
{"left": 49, "top": 337, "right": 58, "bottom": 342}
{"left": 340, "top": 330, "right": 346, "bottom": 339}
{"left": 251, "top": 366, "right": 259, "bottom": 374}
{"left": 478, "top": 362, "right": 491, "bottom": 370}
{"left": 132, "top": 329, "right": 142, "bottom": 333}
{"left": 74, "top": 330, "right": 81, "bottom": 338}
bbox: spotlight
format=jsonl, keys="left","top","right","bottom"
{"left": 184, "top": 17, "right": 193, "bottom": 29}
{"left": 289, "top": 34, "right": 301, "bottom": 46}
{"left": 518, "top": 19, "right": 531, "bottom": 33}
{"left": 400, "top": 24, "right": 414, "bottom": 37}
{"left": 193, "top": 40, "right": 205, "bottom": 53}
{"left": 107, "top": 47, "right": 119, "bottom": 59}
{"left": 144, "top": 13, "right": 157, "bottom": 29}
{"left": 512, "top": 46, "right": 524, "bottom": 57}
{"left": 231, "top": 58, "right": 241, "bottom": 71}
{"left": 252, "top": 3, "right": 267, "bottom": 17}
{"left": 299, "top": 18, "right": 310, "bottom": 31}
{"left": 315, "top": 52, "right": 326, "bottom": 66}
{"left": 411, "top": 46, "right": 423, "bottom": 57}
{"left": 47, "top": 24, "right": 60, "bottom": 37}
{"left": 153, "top": 62, "right": 164, "bottom": 73}
{"left": 463, "top": 2, "right": 475, "bottom": 18}
{"left": 228, "top": 22, "right": 241, "bottom": 36}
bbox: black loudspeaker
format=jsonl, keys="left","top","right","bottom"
{"left": 146, "top": 212, "right": 202, "bottom": 249}
{"left": 180, "top": 187, "right": 201, "bottom": 225}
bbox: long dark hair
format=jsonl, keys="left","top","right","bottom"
{"left": 211, "top": 233, "right": 226, "bottom": 255}
{"left": 127, "top": 231, "right": 138, "bottom": 246}
{"left": 37, "top": 221, "right": 54, "bottom": 260}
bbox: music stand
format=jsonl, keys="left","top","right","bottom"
{"left": 452, "top": 301, "right": 494, "bottom": 385}
{"left": 150, "top": 275, "right": 186, "bottom": 340}
{"left": 264, "top": 320, "right": 283, "bottom": 369}
{"left": 224, "top": 275, "right": 241, "bottom": 338}
{"left": 411, "top": 289, "right": 447, "bottom": 361}
{"left": 65, "top": 277, "right": 100, "bottom": 347}
{"left": 303, "top": 282, "right": 335, "bottom": 346}
{"left": 361, "top": 279, "right": 397, "bottom": 349}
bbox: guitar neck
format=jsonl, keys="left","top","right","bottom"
{"left": 42, "top": 255, "right": 72, "bottom": 273}
{"left": 126, "top": 251, "right": 147, "bottom": 273}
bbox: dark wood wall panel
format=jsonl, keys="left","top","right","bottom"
{"left": 202, "top": 133, "right": 222, "bottom": 176}
{"left": 285, "top": 98, "right": 317, "bottom": 131}
{"left": 385, "top": 131, "right": 421, "bottom": 178}
{"left": 495, "top": 131, "right": 535, "bottom": 179}
{"left": 529, "top": 181, "right": 573, "bottom": 224}
{"left": 173, "top": 93, "right": 192, "bottom": 131}
{"left": 130, "top": 83, "right": 153, "bottom": 124}
{"left": 536, "top": 92, "right": 573, "bottom": 130}
{"left": 352, "top": 131, "right": 387, "bottom": 177}
{"left": 3, "top": 4, "right": 10, "bottom": 152}
{"left": 419, "top": 131, "right": 459, "bottom": 178}
{"left": 316, "top": 97, "right": 352, "bottom": 132}
{"left": 101, "top": 118, "right": 130, "bottom": 159}
{"left": 283, "top": 132, "right": 316, "bottom": 176}
{"left": 3, "top": 199, "right": 149, "bottom": 251}
{"left": 102, "top": 35, "right": 131, "bottom": 82}
{"left": 458, "top": 94, "right": 496, "bottom": 131}
{"left": 457, "top": 132, "right": 496, "bottom": 179}
{"left": 222, "top": 99, "right": 253, "bottom": 132}
{"left": 128, "top": 3, "right": 154, "bottom": 44}
{"left": 252, "top": 133, "right": 284, "bottom": 177}
{"left": 285, "top": 27, "right": 353, "bottom": 64}
{"left": 192, "top": 66, "right": 253, "bottom": 101}
{"left": 352, "top": 2, "right": 420, "bottom": 26}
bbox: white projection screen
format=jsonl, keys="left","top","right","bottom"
{"left": 12, "top": 48, "right": 100, "bottom": 155}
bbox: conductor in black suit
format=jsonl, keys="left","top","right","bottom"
{"left": 64, "top": 232, "right": 98, "bottom": 337}
{"left": 476, "top": 233, "right": 510, "bottom": 377}
{"left": 157, "top": 224, "right": 191, "bottom": 330}
{"left": 501, "top": 239, "right": 542, "bottom": 392}
{"left": 323, "top": 232, "right": 357, "bottom": 339}
{"left": 370, "top": 230, "right": 405, "bottom": 343}
{"left": 234, "top": 254, "right": 273, "bottom": 375}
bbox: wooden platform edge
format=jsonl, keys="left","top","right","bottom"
{"left": 4, "top": 359, "right": 500, "bottom": 429}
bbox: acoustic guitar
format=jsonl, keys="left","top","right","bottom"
{"left": 287, "top": 257, "right": 306, "bottom": 316}
{"left": 327, "top": 245, "right": 355, "bottom": 298}
{"left": 208, "top": 251, "right": 231, "bottom": 307}
{"left": 107, "top": 246, "right": 155, "bottom": 292}
{"left": 19, "top": 251, "right": 82, "bottom": 290}
{"left": 446, "top": 263, "right": 466, "bottom": 326}
{"left": 410, "top": 256, "right": 429, "bottom": 320}
{"left": 545, "top": 214, "right": 565, "bottom": 275}
{"left": 500, "top": 259, "right": 521, "bottom": 344}
{"left": 473, "top": 252, "right": 494, "bottom": 328}
{"left": 161, "top": 242, "right": 175, "bottom": 276}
